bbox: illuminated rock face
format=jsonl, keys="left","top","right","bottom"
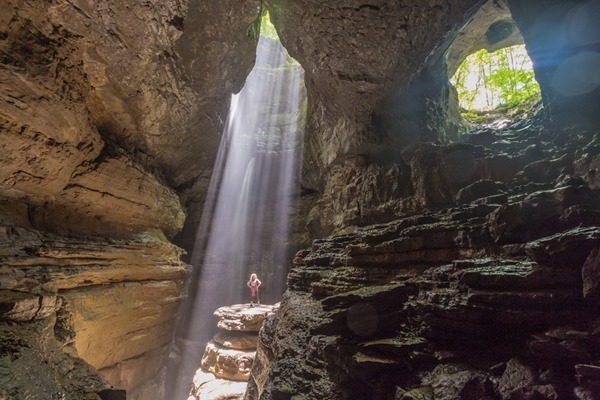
{"left": 0, "top": 0, "right": 259, "bottom": 399}
{"left": 189, "top": 304, "right": 277, "bottom": 399}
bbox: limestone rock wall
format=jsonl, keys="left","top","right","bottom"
{"left": 0, "top": 316, "right": 118, "bottom": 400}
{"left": 2, "top": 0, "right": 600, "bottom": 398}
{"left": 507, "top": 0, "right": 600, "bottom": 126}
{"left": 263, "top": 0, "right": 486, "bottom": 236}
{"left": 1, "top": 0, "right": 261, "bottom": 398}
{"left": 266, "top": 0, "right": 600, "bottom": 237}
{"left": 0, "top": 224, "right": 189, "bottom": 397}
{"left": 247, "top": 121, "right": 600, "bottom": 400}
{"left": 250, "top": 1, "right": 600, "bottom": 398}
{"left": 446, "top": 0, "right": 524, "bottom": 78}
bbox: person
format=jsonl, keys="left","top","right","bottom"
{"left": 247, "top": 273, "right": 261, "bottom": 307}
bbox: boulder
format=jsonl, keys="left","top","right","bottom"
{"left": 528, "top": 325, "right": 596, "bottom": 363}
{"left": 0, "top": 291, "right": 60, "bottom": 322}
{"left": 523, "top": 154, "right": 573, "bottom": 183}
{"left": 576, "top": 364, "right": 600, "bottom": 398}
{"left": 474, "top": 154, "right": 522, "bottom": 183}
{"left": 188, "top": 303, "right": 278, "bottom": 399}
{"left": 189, "top": 369, "right": 247, "bottom": 400}
{"left": 424, "top": 365, "right": 494, "bottom": 400}
{"left": 525, "top": 227, "right": 600, "bottom": 269}
{"left": 487, "top": 186, "right": 600, "bottom": 243}
{"left": 497, "top": 359, "right": 537, "bottom": 400}
{"left": 455, "top": 180, "right": 508, "bottom": 204}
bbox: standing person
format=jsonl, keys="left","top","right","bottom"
{"left": 247, "top": 273, "right": 262, "bottom": 307}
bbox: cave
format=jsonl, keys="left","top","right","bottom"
{"left": 1, "top": 0, "right": 599, "bottom": 400}
{"left": 447, "top": 1, "right": 541, "bottom": 127}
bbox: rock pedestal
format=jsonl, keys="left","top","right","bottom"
{"left": 188, "top": 304, "right": 277, "bottom": 400}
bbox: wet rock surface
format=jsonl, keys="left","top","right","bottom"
{"left": 189, "top": 304, "right": 277, "bottom": 400}
{"left": 247, "top": 121, "right": 600, "bottom": 400}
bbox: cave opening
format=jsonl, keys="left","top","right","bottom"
{"left": 450, "top": 44, "right": 542, "bottom": 126}
{"left": 167, "top": 11, "right": 306, "bottom": 400}
{"left": 444, "top": 0, "right": 544, "bottom": 131}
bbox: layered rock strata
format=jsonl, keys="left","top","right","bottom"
{"left": 247, "top": 122, "right": 600, "bottom": 400}
{"left": 1, "top": 0, "right": 261, "bottom": 398}
{"left": 0, "top": 225, "right": 188, "bottom": 398}
{"left": 189, "top": 304, "right": 277, "bottom": 400}
{"left": 266, "top": 0, "right": 600, "bottom": 237}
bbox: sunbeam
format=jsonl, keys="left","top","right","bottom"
{"left": 166, "top": 25, "right": 306, "bottom": 400}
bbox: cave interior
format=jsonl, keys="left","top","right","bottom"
{"left": 0, "top": 0, "right": 599, "bottom": 399}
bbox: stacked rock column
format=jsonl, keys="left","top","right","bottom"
{"left": 188, "top": 304, "right": 277, "bottom": 400}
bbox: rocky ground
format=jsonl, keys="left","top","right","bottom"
{"left": 246, "top": 119, "right": 600, "bottom": 400}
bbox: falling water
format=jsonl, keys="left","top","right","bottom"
{"left": 166, "top": 25, "right": 306, "bottom": 400}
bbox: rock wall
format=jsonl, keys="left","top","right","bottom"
{"left": 247, "top": 120, "right": 600, "bottom": 400}
{"left": 264, "top": 0, "right": 487, "bottom": 236}
{"left": 268, "top": 0, "right": 600, "bottom": 237}
{"left": 247, "top": 2, "right": 600, "bottom": 398}
{"left": 1, "top": 0, "right": 261, "bottom": 398}
{"left": 0, "top": 315, "right": 119, "bottom": 400}
{"left": 446, "top": 0, "right": 524, "bottom": 78}
{"left": 266, "top": 0, "right": 481, "bottom": 190}
{"left": 507, "top": 0, "right": 600, "bottom": 127}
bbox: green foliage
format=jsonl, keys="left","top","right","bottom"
{"left": 248, "top": 9, "right": 282, "bottom": 42}
{"left": 260, "top": 11, "right": 279, "bottom": 41}
{"left": 247, "top": 2, "right": 265, "bottom": 42}
{"left": 451, "top": 45, "right": 541, "bottom": 113}
{"left": 247, "top": 17, "right": 261, "bottom": 41}
{"left": 462, "top": 111, "right": 488, "bottom": 124}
